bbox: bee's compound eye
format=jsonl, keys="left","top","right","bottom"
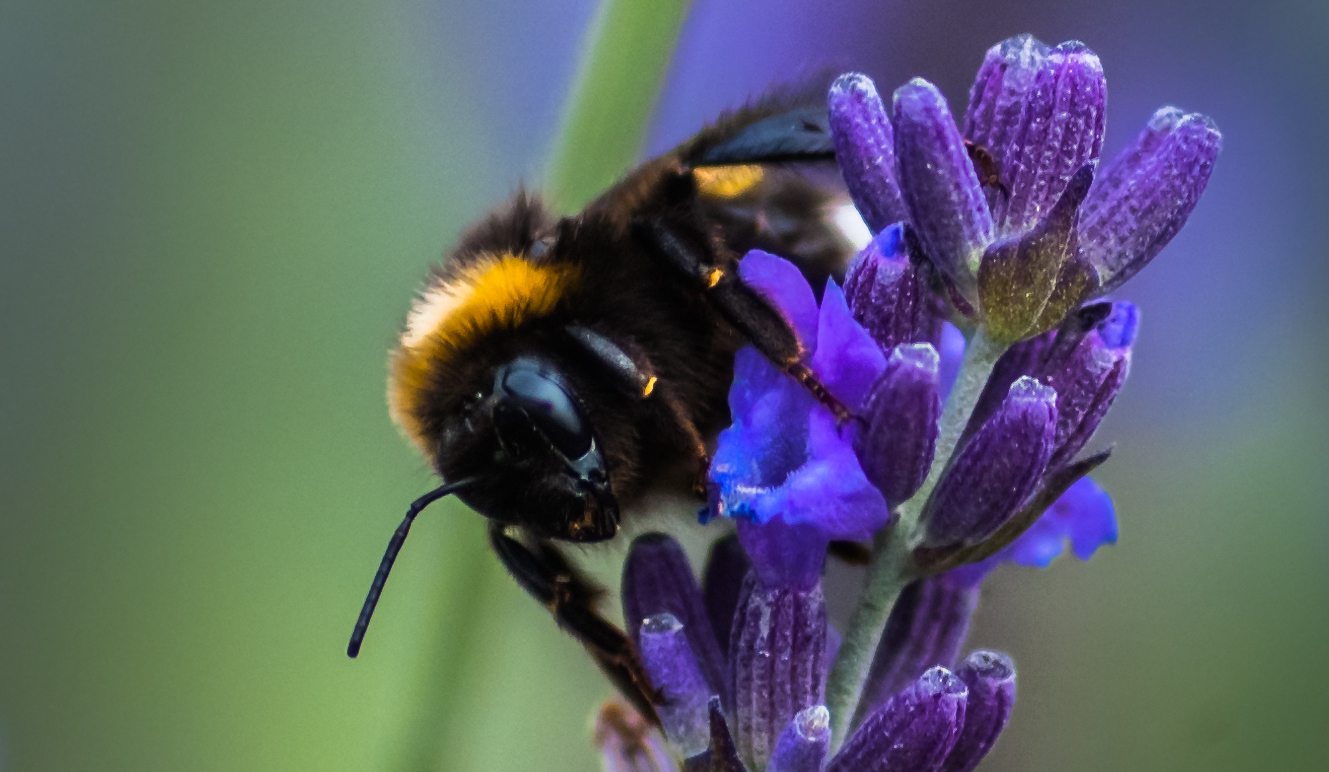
{"left": 498, "top": 363, "right": 593, "bottom": 459}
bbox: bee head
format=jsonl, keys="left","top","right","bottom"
{"left": 437, "top": 357, "right": 620, "bottom": 542}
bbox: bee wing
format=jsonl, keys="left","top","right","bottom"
{"left": 694, "top": 106, "right": 834, "bottom": 167}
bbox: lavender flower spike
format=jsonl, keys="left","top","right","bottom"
{"left": 826, "top": 667, "right": 968, "bottom": 772}
{"left": 730, "top": 573, "right": 829, "bottom": 770}
{"left": 829, "top": 73, "right": 910, "bottom": 233}
{"left": 853, "top": 343, "right": 942, "bottom": 504}
{"left": 639, "top": 613, "right": 713, "bottom": 758}
{"left": 925, "top": 377, "right": 1058, "bottom": 546}
{"left": 1078, "top": 106, "right": 1222, "bottom": 293}
{"left": 940, "top": 651, "right": 1016, "bottom": 772}
{"left": 767, "top": 705, "right": 832, "bottom": 772}
{"left": 893, "top": 78, "right": 994, "bottom": 300}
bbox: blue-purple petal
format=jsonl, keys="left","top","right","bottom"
{"left": 811, "top": 280, "right": 888, "bottom": 409}
{"left": 937, "top": 322, "right": 966, "bottom": 400}
{"left": 740, "top": 250, "right": 820, "bottom": 352}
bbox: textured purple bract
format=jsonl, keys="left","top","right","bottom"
{"left": 892, "top": 78, "right": 993, "bottom": 298}
{"left": 925, "top": 377, "right": 1058, "bottom": 546}
{"left": 843, "top": 224, "right": 944, "bottom": 353}
{"left": 1077, "top": 108, "right": 1222, "bottom": 293}
{"left": 729, "top": 574, "right": 829, "bottom": 770}
{"left": 767, "top": 705, "right": 831, "bottom": 772}
{"left": 829, "top": 73, "right": 910, "bottom": 234}
{"left": 948, "top": 475, "right": 1117, "bottom": 586}
{"left": 854, "top": 343, "right": 942, "bottom": 505}
{"left": 640, "top": 613, "right": 714, "bottom": 758}
{"left": 623, "top": 534, "right": 728, "bottom": 704}
{"left": 856, "top": 576, "right": 980, "bottom": 725}
{"left": 940, "top": 651, "right": 1016, "bottom": 772}
{"left": 827, "top": 667, "right": 968, "bottom": 772}
{"left": 965, "top": 37, "right": 1107, "bottom": 238}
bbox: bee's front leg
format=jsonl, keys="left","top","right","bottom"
{"left": 637, "top": 216, "right": 854, "bottom": 426}
{"left": 487, "top": 521, "right": 662, "bottom": 726}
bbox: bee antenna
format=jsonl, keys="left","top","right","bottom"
{"left": 347, "top": 478, "right": 477, "bottom": 658}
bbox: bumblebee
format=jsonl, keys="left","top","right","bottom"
{"left": 348, "top": 90, "right": 860, "bottom": 721}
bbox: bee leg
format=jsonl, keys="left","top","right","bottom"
{"left": 964, "top": 139, "right": 1011, "bottom": 200}
{"left": 639, "top": 217, "right": 854, "bottom": 425}
{"left": 487, "top": 521, "right": 663, "bottom": 726}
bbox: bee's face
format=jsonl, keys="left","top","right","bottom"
{"left": 438, "top": 357, "right": 620, "bottom": 542}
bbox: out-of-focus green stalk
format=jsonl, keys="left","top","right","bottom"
{"left": 388, "top": 3, "right": 691, "bottom": 770}
{"left": 545, "top": 0, "right": 693, "bottom": 212}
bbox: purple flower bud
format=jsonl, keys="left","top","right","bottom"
{"left": 926, "top": 377, "right": 1058, "bottom": 546}
{"left": 1077, "top": 107, "right": 1222, "bottom": 293}
{"left": 827, "top": 667, "right": 968, "bottom": 772}
{"left": 595, "top": 702, "right": 679, "bottom": 772}
{"left": 683, "top": 697, "right": 748, "bottom": 772}
{"left": 978, "top": 163, "right": 1095, "bottom": 342}
{"left": 1040, "top": 304, "right": 1136, "bottom": 469}
{"left": 640, "top": 613, "right": 713, "bottom": 758}
{"left": 767, "top": 705, "right": 831, "bottom": 772}
{"left": 843, "top": 224, "right": 944, "bottom": 352}
{"left": 960, "top": 333, "right": 1053, "bottom": 446}
{"left": 853, "top": 344, "right": 942, "bottom": 504}
{"left": 939, "top": 651, "right": 1016, "bottom": 772}
{"left": 624, "top": 534, "right": 728, "bottom": 704}
{"left": 855, "top": 576, "right": 980, "bottom": 724}
{"left": 830, "top": 73, "right": 910, "bottom": 234}
{"left": 730, "top": 573, "right": 829, "bottom": 770}
{"left": 893, "top": 78, "right": 994, "bottom": 299}
{"left": 966, "top": 37, "right": 1107, "bottom": 238}
{"left": 703, "top": 535, "right": 751, "bottom": 653}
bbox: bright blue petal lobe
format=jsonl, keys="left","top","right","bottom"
{"left": 811, "top": 280, "right": 888, "bottom": 408}
{"left": 739, "top": 250, "right": 820, "bottom": 351}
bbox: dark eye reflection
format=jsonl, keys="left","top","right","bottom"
{"left": 495, "top": 360, "right": 593, "bottom": 460}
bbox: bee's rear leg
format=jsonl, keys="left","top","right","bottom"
{"left": 638, "top": 217, "right": 854, "bottom": 425}
{"left": 487, "top": 521, "right": 662, "bottom": 725}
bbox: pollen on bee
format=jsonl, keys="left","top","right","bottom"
{"left": 694, "top": 164, "right": 764, "bottom": 199}
{"left": 642, "top": 376, "right": 658, "bottom": 397}
{"left": 707, "top": 268, "right": 724, "bottom": 288}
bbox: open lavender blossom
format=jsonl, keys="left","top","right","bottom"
{"left": 708, "top": 250, "right": 889, "bottom": 590}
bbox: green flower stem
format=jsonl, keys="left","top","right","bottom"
{"left": 905, "top": 325, "right": 1009, "bottom": 530}
{"left": 545, "top": 0, "right": 693, "bottom": 212}
{"left": 825, "top": 325, "right": 1008, "bottom": 750}
{"left": 823, "top": 526, "right": 910, "bottom": 749}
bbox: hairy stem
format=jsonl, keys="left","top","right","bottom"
{"left": 824, "top": 325, "right": 1007, "bottom": 750}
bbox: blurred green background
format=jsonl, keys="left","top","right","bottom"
{"left": 1, "top": 1, "right": 1326, "bottom": 771}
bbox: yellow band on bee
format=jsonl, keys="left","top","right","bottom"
{"left": 694, "top": 164, "right": 764, "bottom": 199}
{"left": 390, "top": 253, "right": 576, "bottom": 448}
